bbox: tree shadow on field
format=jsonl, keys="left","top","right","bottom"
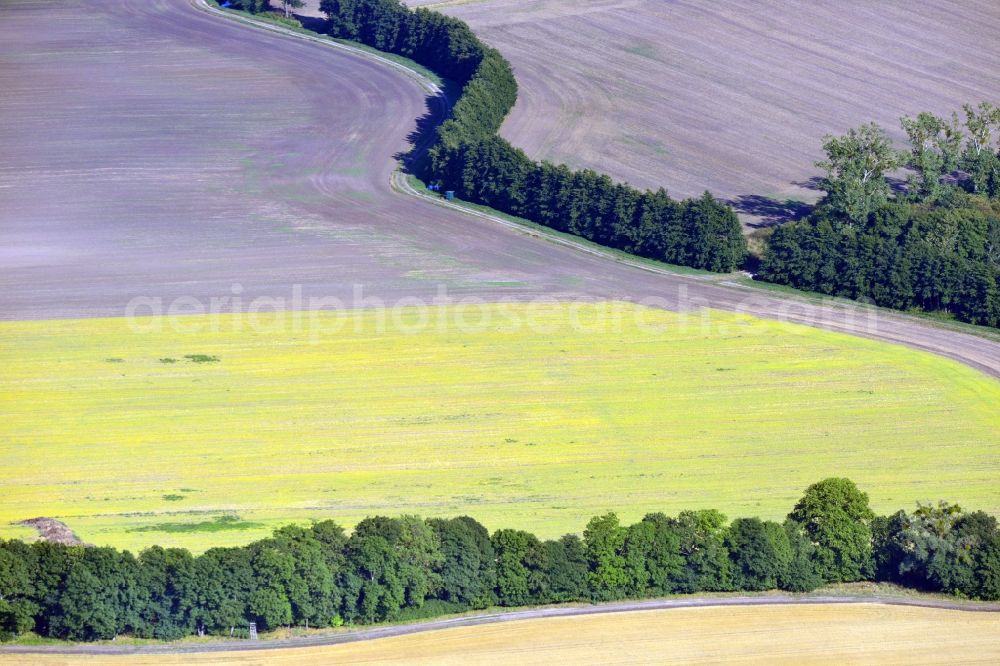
{"left": 887, "top": 175, "right": 910, "bottom": 195}
{"left": 294, "top": 13, "right": 329, "bottom": 34}
{"left": 792, "top": 176, "right": 825, "bottom": 192}
{"left": 729, "top": 194, "right": 813, "bottom": 229}
{"left": 287, "top": 10, "right": 455, "bottom": 182}
{"left": 395, "top": 90, "right": 451, "bottom": 179}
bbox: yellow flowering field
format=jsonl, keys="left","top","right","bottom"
{"left": 1, "top": 303, "right": 997, "bottom": 552}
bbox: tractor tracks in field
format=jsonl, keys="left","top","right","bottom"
{"left": 191, "top": 0, "right": 1000, "bottom": 382}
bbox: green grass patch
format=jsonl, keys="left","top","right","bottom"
{"left": 131, "top": 515, "right": 262, "bottom": 534}
{"left": 184, "top": 354, "right": 220, "bottom": 363}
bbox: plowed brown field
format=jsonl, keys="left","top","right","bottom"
{"left": 410, "top": 0, "right": 1000, "bottom": 217}
{"left": 2, "top": 0, "right": 998, "bottom": 381}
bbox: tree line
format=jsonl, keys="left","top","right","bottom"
{"left": 1, "top": 478, "right": 998, "bottom": 642}
{"left": 225, "top": 2, "right": 998, "bottom": 324}
{"left": 314, "top": 0, "right": 746, "bottom": 272}
{"left": 760, "top": 103, "right": 1000, "bottom": 328}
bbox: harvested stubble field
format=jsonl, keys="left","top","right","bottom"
{"left": 1, "top": 303, "right": 997, "bottom": 552}
{"left": 410, "top": 0, "right": 1000, "bottom": 213}
{"left": 6, "top": 605, "right": 1000, "bottom": 664}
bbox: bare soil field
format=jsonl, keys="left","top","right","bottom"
{"left": 409, "top": 0, "right": 1000, "bottom": 218}
{"left": 1, "top": 0, "right": 999, "bottom": 380}
{"left": 0, "top": 0, "right": 581, "bottom": 319}
{"left": 17, "top": 518, "right": 87, "bottom": 546}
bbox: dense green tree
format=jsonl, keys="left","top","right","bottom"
{"left": 541, "top": 535, "right": 589, "bottom": 603}
{"left": 270, "top": 525, "right": 340, "bottom": 628}
{"left": 56, "top": 562, "right": 118, "bottom": 641}
{"left": 874, "top": 504, "right": 1000, "bottom": 600}
{"left": 229, "top": 0, "right": 271, "bottom": 13}
{"left": 426, "top": 517, "right": 496, "bottom": 609}
{"left": 960, "top": 102, "right": 1000, "bottom": 196}
{"left": 681, "top": 192, "right": 747, "bottom": 271}
{"left": 871, "top": 511, "right": 908, "bottom": 583}
{"left": 779, "top": 519, "right": 823, "bottom": 592}
{"left": 725, "top": 518, "right": 791, "bottom": 591}
{"left": 249, "top": 587, "right": 292, "bottom": 630}
{"left": 669, "top": 510, "right": 733, "bottom": 592}
{"left": 342, "top": 533, "right": 405, "bottom": 624}
{"left": 622, "top": 514, "right": 683, "bottom": 596}
{"left": 492, "top": 529, "right": 548, "bottom": 606}
{"left": 787, "top": 478, "right": 875, "bottom": 583}
{"left": 0, "top": 545, "right": 36, "bottom": 639}
{"left": 817, "top": 123, "right": 902, "bottom": 224}
{"left": 971, "top": 525, "right": 1000, "bottom": 600}
{"left": 7, "top": 475, "right": 1000, "bottom": 644}
{"left": 0, "top": 599, "right": 34, "bottom": 641}
{"left": 247, "top": 544, "right": 295, "bottom": 630}
{"left": 194, "top": 548, "right": 253, "bottom": 636}
{"left": 901, "top": 112, "right": 963, "bottom": 201}
{"left": 137, "top": 546, "right": 196, "bottom": 639}
{"left": 583, "top": 513, "right": 628, "bottom": 601}
{"left": 27, "top": 542, "right": 74, "bottom": 637}
{"left": 946, "top": 510, "right": 998, "bottom": 596}
{"left": 354, "top": 516, "right": 442, "bottom": 608}
{"left": 310, "top": 520, "right": 349, "bottom": 551}
{"left": 760, "top": 198, "right": 1000, "bottom": 329}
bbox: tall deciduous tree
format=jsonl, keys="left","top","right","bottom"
{"left": 56, "top": 563, "right": 118, "bottom": 641}
{"left": 960, "top": 102, "right": 1000, "bottom": 196}
{"left": 787, "top": 478, "right": 875, "bottom": 583}
{"left": 426, "top": 517, "right": 496, "bottom": 609}
{"left": 342, "top": 533, "right": 405, "bottom": 624}
{"left": 492, "top": 529, "right": 548, "bottom": 607}
{"left": 725, "top": 518, "right": 792, "bottom": 591}
{"left": 900, "top": 112, "right": 963, "bottom": 201}
{"left": 583, "top": 513, "right": 628, "bottom": 601}
{"left": 0, "top": 546, "right": 36, "bottom": 640}
{"left": 817, "top": 123, "right": 902, "bottom": 224}
{"left": 779, "top": 519, "right": 823, "bottom": 592}
{"left": 542, "top": 535, "right": 589, "bottom": 602}
{"left": 670, "top": 509, "right": 733, "bottom": 592}
{"left": 622, "top": 513, "right": 684, "bottom": 596}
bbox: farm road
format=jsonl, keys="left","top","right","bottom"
{"left": 0, "top": 0, "right": 998, "bottom": 379}
{"left": 2, "top": 595, "right": 998, "bottom": 656}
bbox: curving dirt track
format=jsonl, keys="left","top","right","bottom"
{"left": 0, "top": 0, "right": 999, "bottom": 381}
{"left": 409, "top": 0, "right": 1000, "bottom": 213}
